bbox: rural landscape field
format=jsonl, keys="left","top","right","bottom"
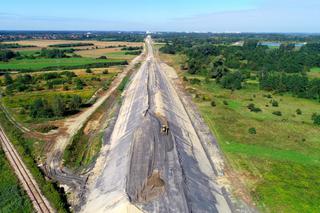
{"left": 1, "top": 1, "right": 320, "bottom": 213}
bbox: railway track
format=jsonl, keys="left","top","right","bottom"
{"left": 0, "top": 126, "right": 54, "bottom": 213}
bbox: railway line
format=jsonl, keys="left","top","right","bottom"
{"left": 0, "top": 126, "right": 54, "bottom": 213}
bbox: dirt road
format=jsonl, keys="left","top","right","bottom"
{"left": 81, "top": 36, "right": 250, "bottom": 213}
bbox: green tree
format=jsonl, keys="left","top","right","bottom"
{"left": 69, "top": 95, "right": 82, "bottom": 111}
{"left": 209, "top": 56, "right": 228, "bottom": 81}
{"left": 52, "top": 96, "right": 65, "bottom": 117}
{"left": 220, "top": 71, "right": 243, "bottom": 90}
{"left": 4, "top": 73, "right": 13, "bottom": 85}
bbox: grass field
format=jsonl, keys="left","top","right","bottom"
{"left": 160, "top": 52, "right": 320, "bottom": 212}
{"left": 0, "top": 148, "right": 33, "bottom": 213}
{"left": 75, "top": 49, "right": 137, "bottom": 60}
{"left": 0, "top": 58, "right": 125, "bottom": 71}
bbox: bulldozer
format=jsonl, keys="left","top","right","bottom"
{"left": 155, "top": 113, "right": 169, "bottom": 135}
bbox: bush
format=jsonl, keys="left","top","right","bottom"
{"left": 263, "top": 94, "right": 273, "bottom": 99}
{"left": 223, "top": 100, "right": 228, "bottom": 105}
{"left": 312, "top": 113, "right": 320, "bottom": 125}
{"left": 190, "top": 78, "right": 201, "bottom": 85}
{"left": 271, "top": 100, "right": 279, "bottom": 107}
{"left": 211, "top": 100, "right": 216, "bottom": 107}
{"left": 248, "top": 127, "right": 257, "bottom": 134}
{"left": 86, "top": 68, "right": 92, "bottom": 73}
{"left": 272, "top": 111, "right": 282, "bottom": 116}
{"left": 247, "top": 103, "right": 262, "bottom": 112}
{"left": 296, "top": 109, "right": 302, "bottom": 115}
{"left": 183, "top": 76, "right": 188, "bottom": 82}
{"left": 102, "top": 69, "right": 109, "bottom": 74}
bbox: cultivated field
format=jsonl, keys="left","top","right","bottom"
{"left": 3, "top": 40, "right": 143, "bottom": 48}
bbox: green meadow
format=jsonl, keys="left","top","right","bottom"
{"left": 0, "top": 58, "right": 125, "bottom": 71}
{"left": 185, "top": 75, "right": 320, "bottom": 212}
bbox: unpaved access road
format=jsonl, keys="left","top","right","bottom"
{"left": 81, "top": 36, "right": 251, "bottom": 213}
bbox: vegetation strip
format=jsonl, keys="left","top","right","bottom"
{"left": 0, "top": 109, "right": 70, "bottom": 212}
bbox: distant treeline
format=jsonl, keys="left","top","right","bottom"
{"left": 0, "top": 31, "right": 146, "bottom": 42}
{"left": 121, "top": 46, "right": 143, "bottom": 51}
{"left": 260, "top": 72, "right": 320, "bottom": 100}
{"left": 159, "top": 34, "right": 320, "bottom": 101}
{"left": 124, "top": 50, "right": 142, "bottom": 55}
{"left": 48, "top": 43, "right": 94, "bottom": 48}
{"left": 0, "top": 50, "right": 20, "bottom": 62}
{"left": 161, "top": 39, "right": 320, "bottom": 74}
{"left": 0, "top": 43, "right": 36, "bottom": 49}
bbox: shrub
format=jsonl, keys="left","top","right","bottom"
{"left": 296, "top": 109, "right": 302, "bottom": 115}
{"left": 211, "top": 100, "right": 216, "bottom": 107}
{"left": 86, "top": 68, "right": 92, "bottom": 73}
{"left": 183, "top": 76, "right": 188, "bottom": 82}
{"left": 263, "top": 94, "right": 273, "bottom": 99}
{"left": 190, "top": 78, "right": 201, "bottom": 85}
{"left": 312, "top": 113, "right": 320, "bottom": 125}
{"left": 102, "top": 69, "right": 109, "bottom": 74}
{"left": 272, "top": 111, "right": 282, "bottom": 116}
{"left": 248, "top": 127, "right": 257, "bottom": 134}
{"left": 271, "top": 100, "right": 279, "bottom": 107}
{"left": 223, "top": 100, "right": 228, "bottom": 105}
{"left": 247, "top": 103, "right": 262, "bottom": 112}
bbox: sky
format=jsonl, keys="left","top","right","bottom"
{"left": 0, "top": 0, "right": 319, "bottom": 32}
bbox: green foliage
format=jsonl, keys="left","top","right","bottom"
{"left": 271, "top": 100, "right": 279, "bottom": 107}
{"left": 260, "top": 72, "right": 320, "bottom": 101}
{"left": 0, "top": 110, "right": 70, "bottom": 212}
{"left": 4, "top": 73, "right": 13, "bottom": 85}
{"left": 0, "top": 43, "right": 35, "bottom": 49}
{"left": 220, "top": 71, "right": 243, "bottom": 90}
{"left": 29, "top": 95, "right": 83, "bottom": 119}
{"left": 74, "top": 78, "right": 85, "bottom": 90}
{"left": 63, "top": 127, "right": 89, "bottom": 169}
{"left": 0, "top": 50, "right": 19, "bottom": 62}
{"left": 121, "top": 46, "right": 143, "bottom": 51}
{"left": 208, "top": 56, "right": 229, "bottom": 81}
{"left": 312, "top": 113, "right": 320, "bottom": 125}
{"left": 124, "top": 50, "right": 142, "bottom": 55}
{"left": 39, "top": 48, "right": 69, "bottom": 58}
{"left": 85, "top": 68, "right": 92, "bottom": 73}
{"left": 210, "top": 100, "right": 216, "bottom": 107}
{"left": 223, "top": 100, "right": 228, "bottom": 105}
{"left": 0, "top": 58, "right": 127, "bottom": 71}
{"left": 189, "top": 78, "right": 201, "bottom": 85}
{"left": 48, "top": 43, "right": 94, "bottom": 48}
{"left": 272, "top": 111, "right": 282, "bottom": 116}
{"left": 117, "top": 76, "right": 129, "bottom": 92}
{"left": 247, "top": 103, "right": 262, "bottom": 112}
{"left": 248, "top": 127, "right": 257, "bottom": 134}
{"left": 296, "top": 108, "right": 302, "bottom": 115}
{"left": 0, "top": 149, "right": 33, "bottom": 213}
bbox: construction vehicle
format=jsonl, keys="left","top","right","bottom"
{"left": 155, "top": 113, "right": 169, "bottom": 135}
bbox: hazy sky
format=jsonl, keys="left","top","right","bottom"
{"left": 0, "top": 0, "right": 319, "bottom": 32}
